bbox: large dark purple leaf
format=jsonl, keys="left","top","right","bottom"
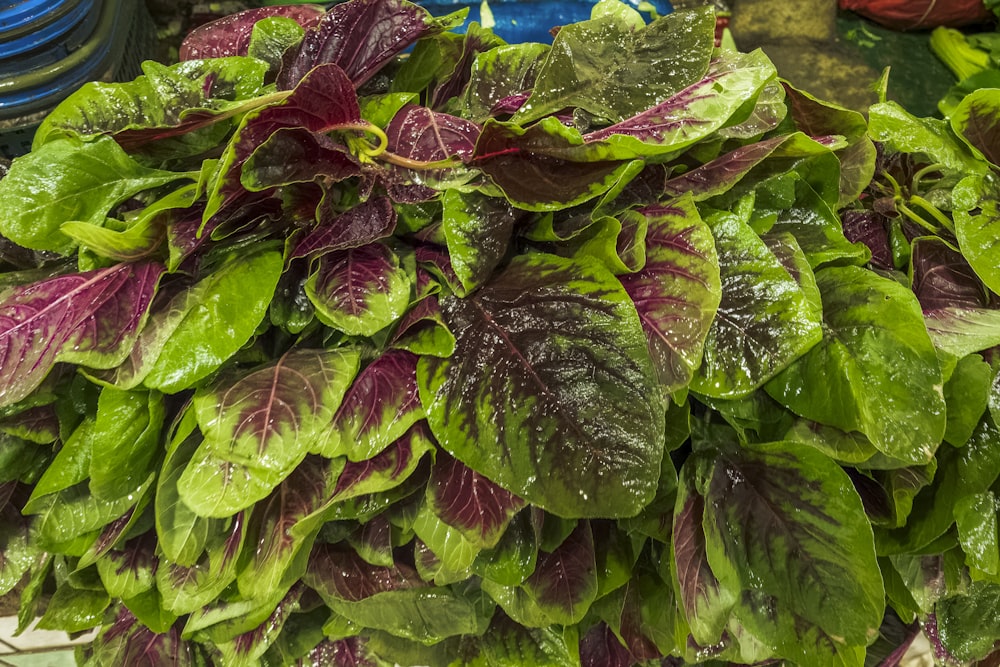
{"left": 280, "top": 0, "right": 463, "bottom": 89}
{"left": 330, "top": 421, "right": 436, "bottom": 501}
{"left": 619, "top": 198, "right": 720, "bottom": 394}
{"left": 241, "top": 128, "right": 359, "bottom": 192}
{"left": 426, "top": 452, "right": 526, "bottom": 549}
{"left": 386, "top": 107, "right": 479, "bottom": 164}
{"left": 910, "top": 237, "right": 987, "bottom": 311}
{"left": 473, "top": 119, "right": 640, "bottom": 211}
{"left": 179, "top": 6, "right": 325, "bottom": 60}
{"left": 292, "top": 196, "right": 396, "bottom": 260}
{"left": 180, "top": 348, "right": 361, "bottom": 518}
{"left": 323, "top": 350, "right": 424, "bottom": 460}
{"left": 521, "top": 521, "right": 597, "bottom": 625}
{"left": 304, "top": 243, "right": 412, "bottom": 337}
{"left": 0, "top": 262, "right": 162, "bottom": 409}
{"left": 206, "top": 63, "right": 360, "bottom": 221}
{"left": 418, "top": 253, "right": 663, "bottom": 518}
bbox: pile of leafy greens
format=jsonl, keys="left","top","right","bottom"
{"left": 2, "top": 0, "right": 1000, "bottom": 664}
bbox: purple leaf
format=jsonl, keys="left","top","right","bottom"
{"left": 580, "top": 622, "right": 635, "bottom": 667}
{"left": 89, "top": 606, "right": 194, "bottom": 666}
{"left": 522, "top": 521, "right": 598, "bottom": 624}
{"left": 304, "top": 542, "right": 424, "bottom": 602}
{"left": 414, "top": 245, "right": 462, "bottom": 294}
{"left": 327, "top": 350, "right": 424, "bottom": 461}
{"left": 841, "top": 209, "right": 893, "bottom": 270}
{"left": 292, "top": 196, "right": 396, "bottom": 260}
{"left": 384, "top": 105, "right": 481, "bottom": 203}
{"left": 239, "top": 455, "right": 330, "bottom": 597}
{"left": 619, "top": 200, "right": 721, "bottom": 393}
{"left": 331, "top": 421, "right": 434, "bottom": 500}
{"left": 241, "top": 128, "right": 359, "bottom": 192}
{"left": 182, "top": 349, "right": 360, "bottom": 518}
{"left": 304, "top": 242, "right": 411, "bottom": 337}
{"left": 952, "top": 92, "right": 1000, "bottom": 166}
{"left": 427, "top": 452, "right": 525, "bottom": 549}
{"left": 0, "top": 262, "right": 163, "bottom": 408}
{"left": 911, "top": 237, "right": 987, "bottom": 311}
{"left": 280, "top": 0, "right": 460, "bottom": 90}
{"left": 209, "top": 62, "right": 360, "bottom": 220}
{"left": 295, "top": 638, "right": 382, "bottom": 667}
{"left": 180, "top": 6, "right": 326, "bottom": 60}
{"left": 386, "top": 106, "right": 480, "bottom": 163}
{"left": 672, "top": 490, "right": 732, "bottom": 643}
{"left": 491, "top": 92, "right": 531, "bottom": 117}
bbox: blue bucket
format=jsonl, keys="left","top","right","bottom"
{"left": 0, "top": 0, "right": 157, "bottom": 158}
{"left": 418, "top": 0, "right": 674, "bottom": 43}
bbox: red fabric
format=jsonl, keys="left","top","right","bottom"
{"left": 839, "top": 0, "right": 993, "bottom": 30}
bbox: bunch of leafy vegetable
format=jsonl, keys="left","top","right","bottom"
{"left": 2, "top": 0, "right": 1000, "bottom": 664}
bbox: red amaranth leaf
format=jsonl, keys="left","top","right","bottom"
{"left": 180, "top": 6, "right": 326, "bottom": 60}
{"left": 0, "top": 262, "right": 163, "bottom": 408}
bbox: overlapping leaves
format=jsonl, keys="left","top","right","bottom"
{"left": 2, "top": 0, "right": 998, "bottom": 665}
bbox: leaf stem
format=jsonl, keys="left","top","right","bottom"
{"left": 909, "top": 195, "right": 956, "bottom": 234}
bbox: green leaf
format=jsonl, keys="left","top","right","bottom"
{"left": 418, "top": 253, "right": 663, "bottom": 518}
{"left": 935, "top": 582, "right": 1000, "bottom": 662}
{"left": 867, "top": 101, "right": 988, "bottom": 176}
{"left": 157, "top": 513, "right": 247, "bottom": 616}
{"left": 943, "top": 353, "right": 991, "bottom": 446}
{"left": 0, "top": 137, "right": 190, "bottom": 254}
{"left": 954, "top": 173, "right": 1000, "bottom": 295}
{"left": 619, "top": 197, "right": 721, "bottom": 395}
{"left": 247, "top": 17, "right": 306, "bottom": 71}
{"left": 671, "top": 454, "right": 736, "bottom": 645}
{"left": 155, "top": 409, "right": 223, "bottom": 566}
{"left": 88, "top": 388, "right": 164, "bottom": 501}
{"left": 925, "top": 306, "right": 1000, "bottom": 358}
{"left": 582, "top": 49, "right": 779, "bottom": 159}
{"left": 441, "top": 189, "right": 519, "bottom": 295}
{"left": 690, "top": 210, "right": 823, "bottom": 398}
{"left": 702, "top": 442, "right": 884, "bottom": 663}
{"left": 512, "top": 7, "right": 715, "bottom": 124}
{"left": 955, "top": 492, "right": 999, "bottom": 577}
{"left": 412, "top": 503, "right": 481, "bottom": 575}
{"left": 180, "top": 348, "right": 360, "bottom": 518}
{"left": 769, "top": 179, "right": 870, "bottom": 269}
{"left": 36, "top": 583, "right": 109, "bottom": 633}
{"left": 305, "top": 244, "right": 412, "bottom": 337}
{"left": 460, "top": 43, "right": 550, "bottom": 123}
{"left": 102, "top": 249, "right": 283, "bottom": 393}
{"left": 467, "top": 614, "right": 580, "bottom": 667}
{"left": 949, "top": 87, "right": 1000, "bottom": 167}
{"left": 877, "top": 416, "right": 1000, "bottom": 553}
{"left": 766, "top": 266, "right": 946, "bottom": 464}
{"left": 33, "top": 57, "right": 270, "bottom": 148}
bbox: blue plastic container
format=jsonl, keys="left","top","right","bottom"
{"left": 418, "top": 0, "right": 674, "bottom": 44}
{"left": 0, "top": 0, "right": 157, "bottom": 158}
